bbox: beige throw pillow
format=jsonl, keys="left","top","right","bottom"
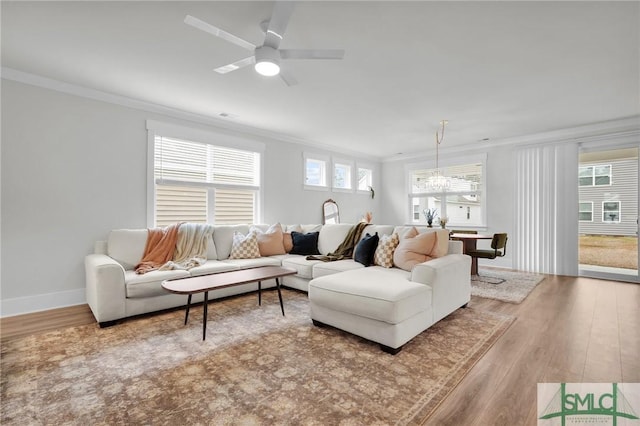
{"left": 229, "top": 232, "right": 261, "bottom": 259}
{"left": 393, "top": 231, "right": 439, "bottom": 271}
{"left": 251, "top": 223, "right": 286, "bottom": 256}
{"left": 374, "top": 233, "right": 400, "bottom": 268}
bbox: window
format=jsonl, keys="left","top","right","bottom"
{"left": 408, "top": 161, "right": 485, "bottom": 227}
{"left": 333, "top": 160, "right": 353, "bottom": 191}
{"left": 153, "top": 135, "right": 260, "bottom": 226}
{"left": 357, "top": 167, "right": 373, "bottom": 191}
{"left": 579, "top": 202, "right": 593, "bottom": 222}
{"left": 579, "top": 165, "right": 611, "bottom": 186}
{"left": 602, "top": 201, "right": 621, "bottom": 223}
{"left": 304, "top": 154, "right": 328, "bottom": 189}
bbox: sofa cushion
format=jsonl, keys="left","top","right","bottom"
{"left": 213, "top": 225, "right": 250, "bottom": 260}
{"left": 360, "top": 225, "right": 394, "bottom": 240}
{"left": 125, "top": 269, "right": 190, "bottom": 298}
{"left": 354, "top": 233, "right": 379, "bottom": 266}
{"left": 290, "top": 231, "right": 320, "bottom": 256}
{"left": 312, "top": 259, "right": 364, "bottom": 278}
{"left": 251, "top": 223, "right": 286, "bottom": 256}
{"left": 188, "top": 260, "right": 240, "bottom": 277}
{"left": 282, "top": 255, "right": 322, "bottom": 279}
{"left": 222, "top": 257, "right": 282, "bottom": 269}
{"left": 309, "top": 268, "right": 429, "bottom": 324}
{"left": 374, "top": 232, "right": 400, "bottom": 268}
{"left": 229, "top": 232, "right": 261, "bottom": 259}
{"left": 318, "top": 224, "right": 354, "bottom": 255}
{"left": 205, "top": 234, "right": 218, "bottom": 260}
{"left": 108, "top": 229, "right": 149, "bottom": 270}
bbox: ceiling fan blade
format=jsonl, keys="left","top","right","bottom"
{"left": 279, "top": 68, "right": 298, "bottom": 86}
{"left": 184, "top": 15, "right": 256, "bottom": 51}
{"left": 280, "top": 49, "right": 345, "bottom": 60}
{"left": 264, "top": 1, "right": 295, "bottom": 49}
{"left": 214, "top": 56, "right": 256, "bottom": 74}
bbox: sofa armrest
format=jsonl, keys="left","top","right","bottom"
{"left": 85, "top": 254, "right": 127, "bottom": 324}
{"left": 447, "top": 240, "right": 463, "bottom": 254}
{"left": 410, "top": 254, "right": 471, "bottom": 323}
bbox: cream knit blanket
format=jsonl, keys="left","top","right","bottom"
{"left": 160, "top": 223, "right": 215, "bottom": 271}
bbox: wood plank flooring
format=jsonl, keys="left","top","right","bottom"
{"left": 1, "top": 274, "right": 638, "bottom": 425}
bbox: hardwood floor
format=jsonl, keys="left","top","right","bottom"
{"left": 1, "top": 275, "right": 638, "bottom": 425}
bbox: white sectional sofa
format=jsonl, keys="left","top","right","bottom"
{"left": 85, "top": 223, "right": 471, "bottom": 353}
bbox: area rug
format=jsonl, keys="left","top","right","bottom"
{"left": 1, "top": 289, "right": 513, "bottom": 425}
{"left": 472, "top": 268, "right": 546, "bottom": 303}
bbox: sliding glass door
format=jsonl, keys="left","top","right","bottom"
{"left": 578, "top": 147, "right": 639, "bottom": 283}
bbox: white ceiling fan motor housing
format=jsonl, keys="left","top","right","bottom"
{"left": 254, "top": 46, "right": 281, "bottom": 76}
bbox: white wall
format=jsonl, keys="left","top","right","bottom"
{"left": 0, "top": 80, "right": 380, "bottom": 315}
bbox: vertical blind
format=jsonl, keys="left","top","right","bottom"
{"left": 154, "top": 136, "right": 260, "bottom": 226}
{"left": 515, "top": 144, "right": 579, "bottom": 275}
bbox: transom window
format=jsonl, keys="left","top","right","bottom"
{"left": 409, "top": 162, "right": 485, "bottom": 227}
{"left": 358, "top": 167, "right": 373, "bottom": 191}
{"left": 333, "top": 161, "right": 353, "bottom": 191}
{"left": 152, "top": 135, "right": 261, "bottom": 226}
{"left": 305, "top": 156, "right": 328, "bottom": 188}
{"left": 579, "top": 165, "right": 611, "bottom": 186}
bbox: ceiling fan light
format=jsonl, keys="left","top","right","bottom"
{"left": 254, "top": 45, "right": 281, "bottom": 76}
{"left": 255, "top": 60, "right": 280, "bottom": 76}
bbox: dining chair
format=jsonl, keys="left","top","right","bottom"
{"left": 467, "top": 233, "right": 508, "bottom": 260}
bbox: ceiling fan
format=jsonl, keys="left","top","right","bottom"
{"left": 184, "top": 1, "right": 345, "bottom": 86}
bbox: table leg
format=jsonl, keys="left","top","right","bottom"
{"left": 185, "top": 294, "right": 192, "bottom": 325}
{"left": 276, "top": 278, "right": 285, "bottom": 316}
{"left": 462, "top": 240, "right": 479, "bottom": 276}
{"left": 203, "top": 291, "right": 208, "bottom": 341}
{"left": 258, "top": 280, "right": 262, "bottom": 306}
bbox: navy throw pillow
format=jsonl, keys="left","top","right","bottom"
{"left": 354, "top": 232, "right": 379, "bottom": 266}
{"left": 290, "top": 231, "right": 321, "bottom": 255}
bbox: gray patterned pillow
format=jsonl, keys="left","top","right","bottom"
{"left": 229, "top": 231, "right": 261, "bottom": 259}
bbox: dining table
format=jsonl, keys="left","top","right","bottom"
{"left": 449, "top": 233, "right": 493, "bottom": 275}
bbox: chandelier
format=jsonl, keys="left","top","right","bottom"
{"left": 426, "top": 120, "right": 451, "bottom": 191}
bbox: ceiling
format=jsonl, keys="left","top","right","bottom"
{"left": 2, "top": 1, "right": 639, "bottom": 159}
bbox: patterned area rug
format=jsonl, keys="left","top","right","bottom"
{"left": 472, "top": 268, "right": 546, "bottom": 303}
{"left": 1, "top": 289, "right": 513, "bottom": 425}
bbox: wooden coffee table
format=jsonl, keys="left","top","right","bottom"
{"left": 162, "top": 266, "right": 297, "bottom": 340}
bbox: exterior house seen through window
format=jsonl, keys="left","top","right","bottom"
{"left": 578, "top": 202, "right": 593, "bottom": 222}
{"left": 579, "top": 165, "right": 612, "bottom": 186}
{"left": 305, "top": 156, "right": 327, "bottom": 187}
{"left": 153, "top": 136, "right": 261, "bottom": 226}
{"left": 409, "top": 162, "right": 484, "bottom": 227}
{"left": 602, "top": 201, "right": 621, "bottom": 223}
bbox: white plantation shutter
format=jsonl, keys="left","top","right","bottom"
{"left": 214, "top": 189, "right": 255, "bottom": 224}
{"left": 153, "top": 136, "right": 260, "bottom": 225}
{"left": 155, "top": 185, "right": 207, "bottom": 227}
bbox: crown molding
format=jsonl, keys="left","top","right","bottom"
{"left": 0, "top": 67, "right": 382, "bottom": 162}
{"left": 385, "top": 116, "right": 640, "bottom": 163}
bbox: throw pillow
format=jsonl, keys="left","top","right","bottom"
{"left": 431, "top": 229, "right": 450, "bottom": 258}
{"left": 283, "top": 233, "right": 294, "bottom": 253}
{"left": 374, "top": 233, "right": 400, "bottom": 268}
{"left": 289, "top": 231, "right": 320, "bottom": 256}
{"left": 393, "top": 231, "right": 438, "bottom": 271}
{"left": 228, "top": 231, "right": 261, "bottom": 259}
{"left": 354, "top": 233, "right": 379, "bottom": 266}
{"left": 250, "top": 223, "right": 286, "bottom": 256}
{"left": 398, "top": 226, "right": 419, "bottom": 240}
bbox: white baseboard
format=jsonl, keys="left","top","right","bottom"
{"left": 0, "top": 288, "right": 86, "bottom": 318}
